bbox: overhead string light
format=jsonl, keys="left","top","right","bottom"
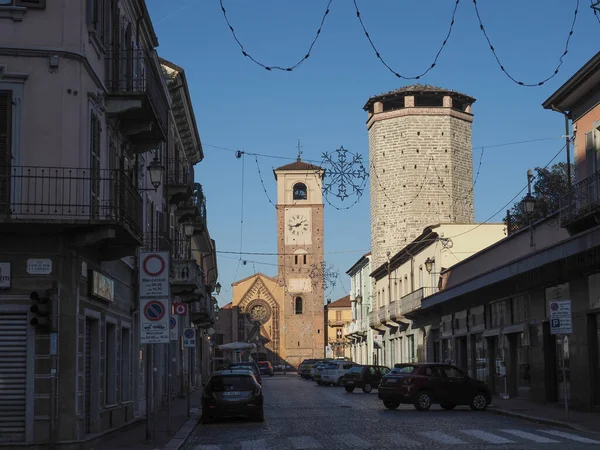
{"left": 592, "top": 0, "right": 600, "bottom": 24}
{"left": 353, "top": 0, "right": 461, "bottom": 79}
{"left": 473, "top": 0, "right": 580, "bottom": 87}
{"left": 219, "top": 0, "right": 333, "bottom": 71}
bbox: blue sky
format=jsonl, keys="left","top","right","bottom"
{"left": 147, "top": 0, "right": 599, "bottom": 305}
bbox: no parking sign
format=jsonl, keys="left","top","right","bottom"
{"left": 183, "top": 328, "right": 196, "bottom": 348}
{"left": 140, "top": 298, "right": 170, "bottom": 344}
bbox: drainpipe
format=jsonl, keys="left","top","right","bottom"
{"left": 550, "top": 105, "right": 573, "bottom": 192}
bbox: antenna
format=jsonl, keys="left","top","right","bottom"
{"left": 296, "top": 139, "right": 303, "bottom": 162}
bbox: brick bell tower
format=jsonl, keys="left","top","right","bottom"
{"left": 273, "top": 156, "right": 326, "bottom": 367}
{"left": 364, "top": 84, "right": 476, "bottom": 269}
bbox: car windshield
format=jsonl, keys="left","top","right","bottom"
{"left": 346, "top": 366, "right": 364, "bottom": 373}
{"left": 231, "top": 363, "right": 258, "bottom": 373}
{"left": 391, "top": 364, "right": 417, "bottom": 374}
{"left": 209, "top": 375, "right": 255, "bottom": 392}
{"left": 301, "top": 359, "right": 317, "bottom": 365}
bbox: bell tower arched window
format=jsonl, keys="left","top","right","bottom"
{"left": 293, "top": 183, "right": 307, "bottom": 200}
{"left": 295, "top": 297, "right": 303, "bottom": 314}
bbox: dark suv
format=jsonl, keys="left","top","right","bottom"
{"left": 341, "top": 364, "right": 391, "bottom": 393}
{"left": 378, "top": 363, "right": 491, "bottom": 411}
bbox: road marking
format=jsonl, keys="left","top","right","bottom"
{"left": 383, "top": 433, "right": 422, "bottom": 447}
{"left": 418, "top": 431, "right": 468, "bottom": 445}
{"left": 240, "top": 439, "right": 269, "bottom": 450}
{"left": 538, "top": 430, "right": 600, "bottom": 444}
{"left": 500, "top": 429, "right": 560, "bottom": 443}
{"left": 288, "top": 435, "right": 323, "bottom": 449}
{"left": 460, "top": 430, "right": 516, "bottom": 444}
{"left": 331, "top": 433, "right": 372, "bottom": 447}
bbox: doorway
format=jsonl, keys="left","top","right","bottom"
{"left": 455, "top": 336, "right": 468, "bottom": 373}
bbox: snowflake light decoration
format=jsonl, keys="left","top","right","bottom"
{"left": 309, "top": 261, "right": 340, "bottom": 294}
{"left": 321, "top": 146, "right": 368, "bottom": 201}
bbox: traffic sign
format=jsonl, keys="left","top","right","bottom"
{"left": 183, "top": 328, "right": 196, "bottom": 348}
{"left": 139, "top": 251, "right": 170, "bottom": 298}
{"left": 169, "top": 316, "right": 178, "bottom": 341}
{"left": 140, "top": 298, "right": 169, "bottom": 344}
{"left": 549, "top": 299, "right": 572, "bottom": 335}
{"left": 174, "top": 303, "right": 188, "bottom": 316}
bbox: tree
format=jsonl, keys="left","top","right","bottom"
{"left": 504, "top": 162, "right": 569, "bottom": 233}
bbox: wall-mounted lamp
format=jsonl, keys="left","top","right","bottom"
{"left": 424, "top": 257, "right": 435, "bottom": 274}
{"left": 183, "top": 221, "right": 195, "bottom": 238}
{"left": 215, "top": 282, "right": 222, "bottom": 295}
{"left": 139, "top": 157, "right": 164, "bottom": 192}
{"left": 49, "top": 55, "right": 59, "bottom": 73}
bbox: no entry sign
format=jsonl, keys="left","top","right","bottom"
{"left": 139, "top": 251, "right": 170, "bottom": 298}
{"left": 140, "top": 298, "right": 169, "bottom": 344}
{"left": 174, "top": 303, "right": 187, "bottom": 316}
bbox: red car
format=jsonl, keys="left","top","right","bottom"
{"left": 257, "top": 361, "right": 274, "bottom": 377}
{"left": 378, "top": 363, "right": 491, "bottom": 411}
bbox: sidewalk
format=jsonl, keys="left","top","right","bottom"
{"left": 92, "top": 390, "right": 203, "bottom": 450}
{"left": 489, "top": 395, "right": 600, "bottom": 433}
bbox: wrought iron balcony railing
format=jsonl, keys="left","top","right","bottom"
{"left": 560, "top": 171, "right": 600, "bottom": 229}
{"left": 142, "top": 231, "right": 171, "bottom": 252}
{"left": 0, "top": 166, "right": 142, "bottom": 238}
{"left": 166, "top": 158, "right": 193, "bottom": 187}
{"left": 105, "top": 49, "right": 169, "bottom": 139}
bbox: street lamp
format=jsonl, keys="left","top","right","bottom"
{"left": 215, "top": 282, "right": 222, "bottom": 295}
{"left": 525, "top": 169, "right": 536, "bottom": 247}
{"left": 182, "top": 221, "right": 195, "bottom": 238}
{"left": 147, "top": 157, "right": 164, "bottom": 191}
{"left": 424, "top": 257, "right": 434, "bottom": 274}
{"left": 523, "top": 193, "right": 535, "bottom": 215}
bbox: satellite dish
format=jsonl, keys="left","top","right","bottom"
{"left": 207, "top": 327, "right": 215, "bottom": 336}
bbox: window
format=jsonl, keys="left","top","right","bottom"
{"left": 442, "top": 366, "right": 466, "bottom": 379}
{"left": 90, "top": 113, "right": 101, "bottom": 219}
{"left": 0, "top": 91, "right": 11, "bottom": 213}
{"left": 294, "top": 255, "right": 298, "bottom": 265}
{"left": 487, "top": 299, "right": 510, "bottom": 328}
{"left": 293, "top": 183, "right": 307, "bottom": 200}
{"left": 209, "top": 375, "right": 255, "bottom": 392}
{"left": 120, "top": 327, "right": 131, "bottom": 402}
{"left": 391, "top": 364, "right": 416, "bottom": 374}
{"left": 335, "top": 311, "right": 342, "bottom": 321}
{"left": 408, "top": 335, "right": 415, "bottom": 362}
{"left": 303, "top": 255, "right": 307, "bottom": 264}
{"left": 0, "top": 0, "right": 46, "bottom": 7}
{"left": 295, "top": 297, "right": 303, "bottom": 314}
{"left": 105, "top": 322, "right": 117, "bottom": 405}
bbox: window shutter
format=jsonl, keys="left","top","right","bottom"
{"left": 15, "top": 0, "right": 46, "bottom": 8}
{"left": 0, "top": 91, "right": 12, "bottom": 215}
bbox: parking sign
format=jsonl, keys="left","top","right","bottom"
{"left": 549, "top": 300, "right": 572, "bottom": 335}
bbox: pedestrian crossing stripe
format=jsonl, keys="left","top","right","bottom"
{"left": 187, "top": 429, "right": 600, "bottom": 449}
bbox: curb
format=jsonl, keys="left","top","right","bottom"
{"left": 162, "top": 408, "right": 202, "bottom": 450}
{"left": 488, "top": 407, "right": 597, "bottom": 434}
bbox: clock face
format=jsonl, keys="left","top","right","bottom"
{"left": 287, "top": 214, "right": 309, "bottom": 236}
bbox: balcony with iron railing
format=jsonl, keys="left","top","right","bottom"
{"left": 105, "top": 49, "right": 169, "bottom": 147}
{"left": 170, "top": 256, "right": 205, "bottom": 298}
{"left": 176, "top": 183, "right": 206, "bottom": 230}
{"left": 559, "top": 171, "right": 600, "bottom": 234}
{"left": 166, "top": 158, "right": 194, "bottom": 203}
{"left": 0, "top": 166, "right": 143, "bottom": 257}
{"left": 397, "top": 287, "right": 435, "bottom": 317}
{"left": 378, "top": 305, "right": 387, "bottom": 324}
{"left": 190, "top": 295, "right": 214, "bottom": 327}
{"left": 142, "top": 231, "right": 171, "bottom": 253}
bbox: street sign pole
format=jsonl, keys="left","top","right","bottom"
{"left": 561, "top": 335, "right": 569, "bottom": 420}
{"left": 167, "top": 341, "right": 171, "bottom": 435}
{"left": 145, "top": 344, "right": 152, "bottom": 442}
{"left": 187, "top": 348, "right": 191, "bottom": 418}
{"left": 549, "top": 299, "right": 572, "bottom": 420}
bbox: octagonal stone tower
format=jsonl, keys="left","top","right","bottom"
{"left": 364, "top": 84, "right": 476, "bottom": 269}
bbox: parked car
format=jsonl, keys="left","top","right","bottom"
{"left": 298, "top": 359, "right": 319, "bottom": 378}
{"left": 201, "top": 370, "right": 264, "bottom": 423}
{"left": 377, "top": 363, "right": 492, "bottom": 411}
{"left": 257, "top": 361, "right": 274, "bottom": 377}
{"left": 312, "top": 361, "right": 336, "bottom": 384}
{"left": 320, "top": 360, "right": 356, "bottom": 386}
{"left": 227, "top": 361, "right": 263, "bottom": 385}
{"left": 341, "top": 364, "right": 391, "bottom": 393}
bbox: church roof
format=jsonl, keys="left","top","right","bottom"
{"left": 363, "top": 83, "right": 476, "bottom": 110}
{"left": 275, "top": 159, "right": 323, "bottom": 172}
{"left": 328, "top": 295, "right": 351, "bottom": 308}
{"left": 231, "top": 272, "right": 278, "bottom": 286}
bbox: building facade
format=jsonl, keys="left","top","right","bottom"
{"left": 344, "top": 254, "right": 374, "bottom": 365}
{"left": 408, "top": 52, "right": 600, "bottom": 412}
{"left": 225, "top": 158, "right": 326, "bottom": 367}
{"left": 324, "top": 295, "right": 351, "bottom": 359}
{"left": 364, "top": 84, "right": 476, "bottom": 270}
{"left": 0, "top": 1, "right": 218, "bottom": 446}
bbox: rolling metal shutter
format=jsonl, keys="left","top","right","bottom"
{"left": 0, "top": 313, "right": 27, "bottom": 442}
{"left": 84, "top": 319, "right": 92, "bottom": 434}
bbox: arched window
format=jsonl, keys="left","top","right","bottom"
{"left": 295, "top": 297, "right": 303, "bottom": 314}
{"left": 293, "top": 183, "right": 307, "bottom": 200}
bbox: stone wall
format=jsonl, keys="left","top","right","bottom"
{"left": 369, "top": 106, "right": 475, "bottom": 269}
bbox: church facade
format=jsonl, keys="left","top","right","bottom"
{"left": 227, "top": 159, "right": 326, "bottom": 367}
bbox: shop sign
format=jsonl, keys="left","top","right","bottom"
{"left": 90, "top": 270, "right": 115, "bottom": 303}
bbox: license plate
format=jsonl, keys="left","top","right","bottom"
{"left": 386, "top": 379, "right": 398, "bottom": 383}
{"left": 347, "top": 381, "right": 354, "bottom": 384}
{"left": 223, "top": 391, "right": 242, "bottom": 396}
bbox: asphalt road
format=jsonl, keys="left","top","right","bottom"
{"left": 182, "top": 374, "right": 600, "bottom": 450}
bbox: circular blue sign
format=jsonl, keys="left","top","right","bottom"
{"left": 144, "top": 301, "right": 165, "bottom": 321}
{"left": 169, "top": 317, "right": 176, "bottom": 329}
{"left": 184, "top": 329, "right": 195, "bottom": 339}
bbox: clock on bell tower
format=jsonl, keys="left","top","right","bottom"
{"left": 273, "top": 157, "right": 325, "bottom": 367}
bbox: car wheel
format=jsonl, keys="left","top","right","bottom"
{"left": 440, "top": 403, "right": 456, "bottom": 410}
{"left": 362, "top": 383, "right": 372, "bottom": 394}
{"left": 414, "top": 391, "right": 432, "bottom": 411}
{"left": 383, "top": 400, "right": 400, "bottom": 410}
{"left": 201, "top": 414, "right": 212, "bottom": 424}
{"left": 470, "top": 393, "right": 488, "bottom": 411}
{"left": 344, "top": 386, "right": 355, "bottom": 393}
{"left": 337, "top": 377, "right": 344, "bottom": 386}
